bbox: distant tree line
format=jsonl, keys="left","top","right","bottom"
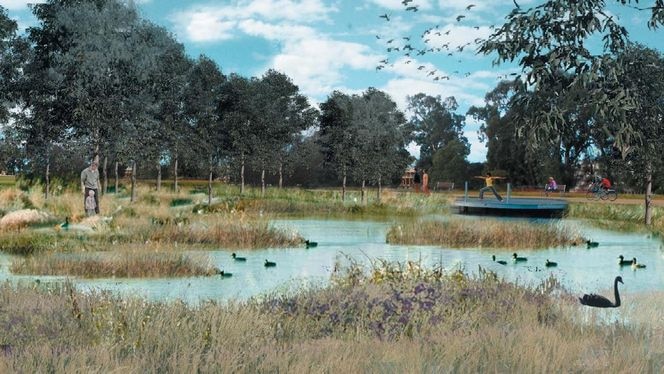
{"left": 1, "top": 0, "right": 662, "bottom": 213}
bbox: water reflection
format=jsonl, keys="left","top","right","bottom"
{"left": 0, "top": 217, "right": 662, "bottom": 305}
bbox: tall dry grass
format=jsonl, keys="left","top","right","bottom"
{"left": 566, "top": 202, "right": 664, "bottom": 236}
{"left": 386, "top": 218, "right": 584, "bottom": 249}
{"left": 10, "top": 250, "right": 218, "bottom": 278}
{"left": 0, "top": 263, "right": 663, "bottom": 372}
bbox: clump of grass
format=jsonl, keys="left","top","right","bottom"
{"left": 386, "top": 218, "right": 584, "bottom": 249}
{"left": 0, "top": 231, "right": 60, "bottom": 255}
{"left": 169, "top": 198, "right": 193, "bottom": 207}
{"left": 566, "top": 202, "right": 664, "bottom": 236}
{"left": 10, "top": 251, "right": 218, "bottom": 278}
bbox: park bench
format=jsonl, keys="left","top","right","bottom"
{"left": 544, "top": 184, "right": 566, "bottom": 197}
{"left": 435, "top": 181, "right": 455, "bottom": 191}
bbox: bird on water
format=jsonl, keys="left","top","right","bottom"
{"left": 579, "top": 276, "right": 623, "bottom": 308}
{"left": 264, "top": 260, "right": 276, "bottom": 267}
{"left": 232, "top": 253, "right": 246, "bottom": 261}
{"left": 545, "top": 259, "right": 557, "bottom": 267}
{"left": 586, "top": 240, "right": 599, "bottom": 248}
{"left": 492, "top": 255, "right": 507, "bottom": 265}
{"left": 631, "top": 257, "right": 646, "bottom": 269}
{"left": 617, "top": 255, "right": 632, "bottom": 266}
{"left": 512, "top": 253, "right": 527, "bottom": 262}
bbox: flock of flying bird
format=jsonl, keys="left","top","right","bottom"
{"left": 375, "top": 2, "right": 524, "bottom": 82}
{"left": 491, "top": 240, "right": 646, "bottom": 308}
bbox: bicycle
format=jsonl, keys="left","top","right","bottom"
{"left": 585, "top": 184, "right": 618, "bottom": 201}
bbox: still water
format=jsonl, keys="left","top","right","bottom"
{"left": 0, "top": 217, "right": 662, "bottom": 304}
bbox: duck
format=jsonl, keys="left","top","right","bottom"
{"left": 231, "top": 253, "right": 247, "bottom": 261}
{"left": 579, "top": 276, "right": 623, "bottom": 308}
{"left": 218, "top": 270, "right": 233, "bottom": 278}
{"left": 59, "top": 217, "right": 70, "bottom": 230}
{"left": 264, "top": 260, "right": 277, "bottom": 267}
{"left": 545, "top": 259, "right": 558, "bottom": 267}
{"left": 512, "top": 253, "right": 527, "bottom": 262}
{"left": 305, "top": 240, "right": 318, "bottom": 248}
{"left": 492, "top": 255, "right": 507, "bottom": 265}
{"left": 631, "top": 257, "right": 646, "bottom": 269}
{"left": 617, "top": 255, "right": 632, "bottom": 266}
{"left": 586, "top": 240, "right": 599, "bottom": 248}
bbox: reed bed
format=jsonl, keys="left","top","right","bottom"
{"left": 0, "top": 262, "right": 663, "bottom": 372}
{"left": 566, "top": 202, "right": 664, "bottom": 235}
{"left": 10, "top": 251, "right": 218, "bottom": 278}
{"left": 386, "top": 218, "right": 584, "bottom": 249}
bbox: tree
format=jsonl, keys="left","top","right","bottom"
{"left": 406, "top": 94, "right": 466, "bottom": 170}
{"left": 351, "top": 88, "right": 412, "bottom": 203}
{"left": 185, "top": 55, "right": 226, "bottom": 205}
{"left": 318, "top": 91, "right": 360, "bottom": 201}
{"left": 430, "top": 139, "right": 470, "bottom": 188}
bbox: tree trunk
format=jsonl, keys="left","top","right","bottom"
{"left": 645, "top": 162, "right": 653, "bottom": 225}
{"left": 173, "top": 154, "right": 179, "bottom": 192}
{"left": 156, "top": 162, "right": 162, "bottom": 192}
{"left": 44, "top": 152, "right": 50, "bottom": 200}
{"left": 361, "top": 179, "right": 366, "bottom": 205}
{"left": 102, "top": 156, "right": 108, "bottom": 196}
{"left": 278, "top": 162, "right": 283, "bottom": 189}
{"left": 377, "top": 175, "right": 382, "bottom": 202}
{"left": 342, "top": 170, "right": 346, "bottom": 202}
{"left": 208, "top": 168, "right": 213, "bottom": 206}
{"left": 114, "top": 161, "right": 119, "bottom": 194}
{"left": 240, "top": 155, "right": 245, "bottom": 195}
{"left": 130, "top": 160, "right": 137, "bottom": 203}
{"left": 261, "top": 168, "right": 266, "bottom": 197}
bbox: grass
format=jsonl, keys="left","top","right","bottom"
{"left": 386, "top": 218, "right": 585, "bottom": 249}
{"left": 0, "top": 261, "right": 663, "bottom": 372}
{"left": 0, "top": 175, "right": 15, "bottom": 187}
{"left": 566, "top": 202, "right": 664, "bottom": 236}
{"left": 10, "top": 250, "right": 219, "bottom": 278}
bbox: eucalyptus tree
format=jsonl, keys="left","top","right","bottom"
{"left": 219, "top": 73, "right": 258, "bottom": 195}
{"left": 0, "top": 6, "right": 19, "bottom": 124}
{"left": 430, "top": 139, "right": 470, "bottom": 187}
{"left": 184, "top": 55, "right": 226, "bottom": 205}
{"left": 251, "top": 70, "right": 316, "bottom": 195}
{"left": 351, "top": 88, "right": 412, "bottom": 203}
{"left": 475, "top": 0, "right": 664, "bottom": 223}
{"left": 406, "top": 94, "right": 466, "bottom": 170}
{"left": 318, "top": 91, "right": 359, "bottom": 201}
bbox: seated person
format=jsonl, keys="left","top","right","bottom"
{"left": 545, "top": 177, "right": 558, "bottom": 195}
{"left": 600, "top": 177, "right": 612, "bottom": 190}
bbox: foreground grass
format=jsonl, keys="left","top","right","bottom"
{"left": 386, "top": 218, "right": 584, "bottom": 249}
{"left": 1, "top": 262, "right": 663, "bottom": 372}
{"left": 566, "top": 202, "right": 664, "bottom": 236}
{"left": 10, "top": 250, "right": 219, "bottom": 278}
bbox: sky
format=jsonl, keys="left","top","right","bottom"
{"left": 2, "top": 0, "right": 663, "bottom": 162}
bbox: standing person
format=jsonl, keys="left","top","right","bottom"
{"left": 422, "top": 169, "right": 430, "bottom": 195}
{"left": 85, "top": 190, "right": 97, "bottom": 216}
{"left": 413, "top": 168, "right": 421, "bottom": 193}
{"left": 474, "top": 172, "right": 506, "bottom": 201}
{"left": 544, "top": 176, "right": 558, "bottom": 196}
{"left": 81, "top": 160, "right": 101, "bottom": 214}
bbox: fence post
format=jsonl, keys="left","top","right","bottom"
{"left": 464, "top": 181, "right": 468, "bottom": 202}
{"left": 506, "top": 183, "right": 511, "bottom": 203}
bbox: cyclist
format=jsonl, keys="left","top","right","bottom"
{"left": 600, "top": 177, "right": 612, "bottom": 191}
{"left": 544, "top": 176, "right": 558, "bottom": 196}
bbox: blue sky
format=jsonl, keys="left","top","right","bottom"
{"left": 2, "top": 0, "right": 663, "bottom": 162}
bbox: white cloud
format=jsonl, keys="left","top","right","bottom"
{"left": 171, "top": 0, "right": 336, "bottom": 42}
{"left": 369, "top": 0, "right": 434, "bottom": 11}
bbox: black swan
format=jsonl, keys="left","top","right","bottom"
{"left": 232, "top": 253, "right": 247, "bottom": 261}
{"left": 586, "top": 240, "right": 599, "bottom": 248}
{"left": 492, "top": 255, "right": 507, "bottom": 265}
{"left": 264, "top": 260, "right": 276, "bottom": 267}
{"left": 512, "top": 253, "right": 527, "bottom": 262}
{"left": 579, "top": 276, "right": 623, "bottom": 308}
{"left": 631, "top": 257, "right": 646, "bottom": 269}
{"left": 617, "top": 255, "right": 632, "bottom": 266}
{"left": 545, "top": 259, "right": 557, "bottom": 267}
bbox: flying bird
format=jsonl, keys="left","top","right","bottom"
{"left": 456, "top": 15, "right": 466, "bottom": 21}
{"left": 387, "top": 39, "right": 395, "bottom": 44}
{"left": 418, "top": 65, "right": 426, "bottom": 70}
{"left": 379, "top": 59, "right": 389, "bottom": 64}
{"left": 579, "top": 276, "right": 623, "bottom": 308}
{"left": 466, "top": 4, "right": 476, "bottom": 10}
{"left": 379, "top": 13, "right": 390, "bottom": 21}
{"left": 402, "top": 0, "right": 413, "bottom": 4}
{"left": 406, "top": 6, "right": 419, "bottom": 11}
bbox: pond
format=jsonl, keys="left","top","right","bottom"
{"left": 0, "top": 217, "right": 662, "bottom": 305}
